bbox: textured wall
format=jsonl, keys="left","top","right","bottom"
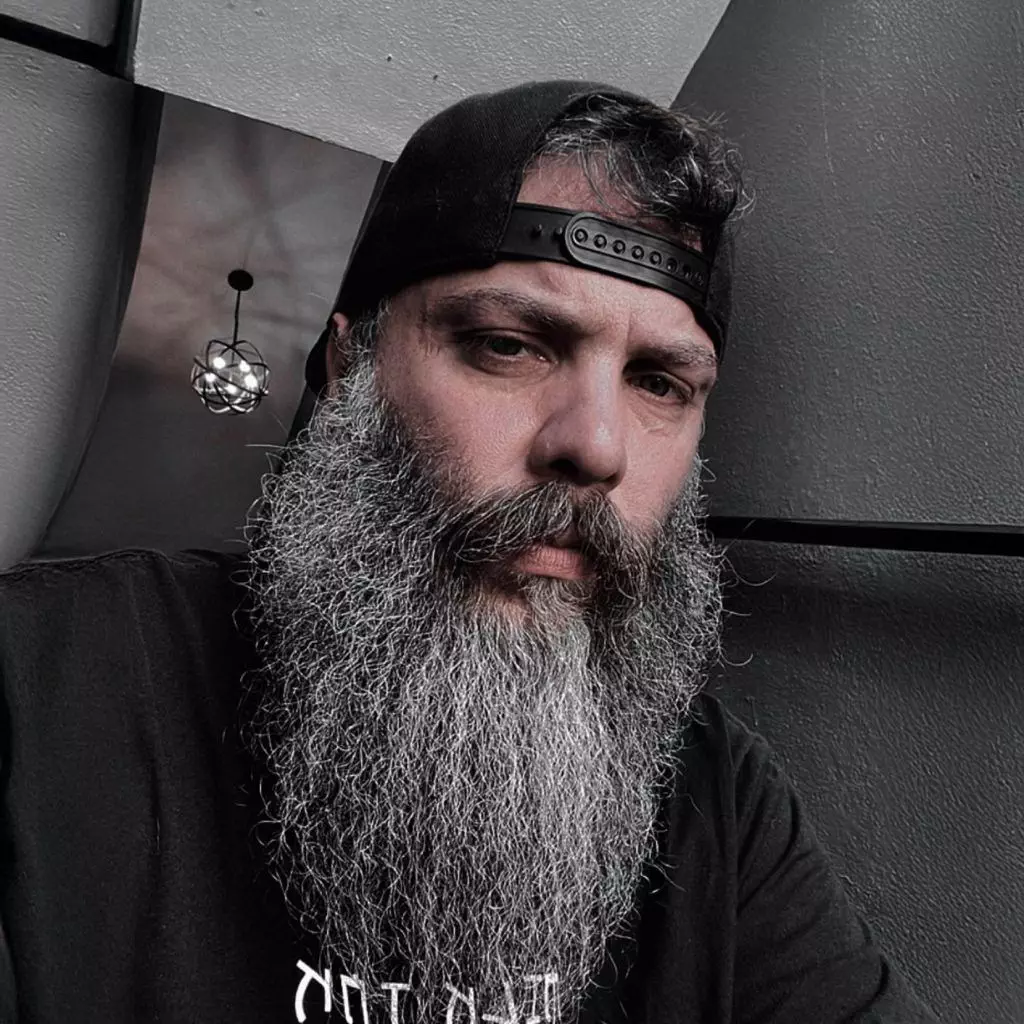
{"left": 0, "top": 0, "right": 119, "bottom": 46}
{"left": 710, "top": 541, "right": 1024, "bottom": 1023}
{"left": 129, "top": 0, "right": 730, "bottom": 161}
{"left": 37, "top": 96, "right": 382, "bottom": 559}
{"left": 0, "top": 38, "right": 140, "bottom": 570}
{"left": 679, "top": 0, "right": 1023, "bottom": 524}
{"left": 674, "top": 1, "right": 1024, "bottom": 1021}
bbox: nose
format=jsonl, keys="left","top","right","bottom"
{"left": 527, "top": 369, "right": 627, "bottom": 492}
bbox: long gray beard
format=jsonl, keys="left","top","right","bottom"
{"left": 242, "top": 352, "right": 725, "bottom": 1022}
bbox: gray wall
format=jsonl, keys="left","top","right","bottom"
{"left": 707, "top": 542, "right": 1022, "bottom": 1023}
{"left": 0, "top": 37, "right": 150, "bottom": 570}
{"left": 676, "top": 1, "right": 1024, "bottom": 1021}
{"left": 684, "top": 0, "right": 1023, "bottom": 525}
{"left": 0, "top": 0, "right": 120, "bottom": 46}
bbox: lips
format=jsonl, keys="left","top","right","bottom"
{"left": 512, "top": 542, "right": 589, "bottom": 580}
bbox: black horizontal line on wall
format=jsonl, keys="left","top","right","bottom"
{"left": 0, "top": 13, "right": 116, "bottom": 75}
{"left": 707, "top": 517, "right": 1024, "bottom": 557}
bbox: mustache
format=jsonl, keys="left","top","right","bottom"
{"left": 436, "top": 480, "right": 663, "bottom": 601}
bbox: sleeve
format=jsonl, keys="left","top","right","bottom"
{"left": 0, "top": 919, "right": 16, "bottom": 1023}
{"left": 0, "top": 637, "right": 17, "bottom": 1023}
{"left": 731, "top": 733, "right": 940, "bottom": 1024}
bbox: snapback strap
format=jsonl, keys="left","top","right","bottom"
{"left": 498, "top": 203, "right": 712, "bottom": 308}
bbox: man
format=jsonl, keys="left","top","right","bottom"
{"left": 0, "top": 81, "right": 937, "bottom": 1023}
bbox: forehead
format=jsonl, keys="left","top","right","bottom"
{"left": 518, "top": 155, "right": 647, "bottom": 225}
{"left": 394, "top": 158, "right": 716, "bottom": 358}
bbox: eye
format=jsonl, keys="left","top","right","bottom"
{"left": 631, "top": 372, "right": 693, "bottom": 404}
{"left": 480, "top": 335, "right": 527, "bottom": 357}
{"left": 457, "top": 333, "right": 546, "bottom": 364}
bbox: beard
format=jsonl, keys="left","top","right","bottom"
{"left": 241, "top": 343, "right": 725, "bottom": 1022}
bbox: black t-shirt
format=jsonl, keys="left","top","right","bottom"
{"left": 0, "top": 549, "right": 938, "bottom": 1023}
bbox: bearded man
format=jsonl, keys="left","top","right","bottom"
{"left": 0, "top": 81, "right": 937, "bottom": 1024}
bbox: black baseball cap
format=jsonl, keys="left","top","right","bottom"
{"left": 304, "top": 79, "right": 734, "bottom": 398}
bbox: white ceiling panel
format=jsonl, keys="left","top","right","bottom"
{"left": 129, "top": 0, "right": 731, "bottom": 161}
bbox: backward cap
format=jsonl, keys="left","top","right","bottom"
{"left": 336, "top": 80, "right": 644, "bottom": 319}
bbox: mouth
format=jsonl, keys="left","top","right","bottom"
{"left": 511, "top": 531, "right": 590, "bottom": 581}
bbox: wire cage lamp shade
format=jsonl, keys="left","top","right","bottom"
{"left": 191, "top": 269, "right": 270, "bottom": 414}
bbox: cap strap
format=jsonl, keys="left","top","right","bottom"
{"left": 498, "top": 203, "right": 712, "bottom": 307}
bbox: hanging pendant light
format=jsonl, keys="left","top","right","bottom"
{"left": 191, "top": 269, "right": 270, "bottom": 414}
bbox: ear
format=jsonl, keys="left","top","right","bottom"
{"left": 326, "top": 312, "right": 352, "bottom": 385}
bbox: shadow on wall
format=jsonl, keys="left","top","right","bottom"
{"left": 36, "top": 94, "right": 382, "bottom": 559}
{"left": 711, "top": 539, "right": 1024, "bottom": 1024}
{"left": 37, "top": 354, "right": 299, "bottom": 557}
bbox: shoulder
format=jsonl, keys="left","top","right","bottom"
{"left": 0, "top": 547, "right": 249, "bottom": 624}
{"left": 673, "top": 692, "right": 837, "bottom": 906}
{"left": 677, "top": 690, "right": 780, "bottom": 798}
{"left": 0, "top": 547, "right": 246, "bottom": 595}
{"left": 0, "top": 547, "right": 253, "bottom": 694}
{"left": 655, "top": 691, "right": 792, "bottom": 873}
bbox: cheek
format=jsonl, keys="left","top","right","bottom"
{"left": 376, "top": 342, "right": 532, "bottom": 488}
{"left": 437, "top": 401, "right": 526, "bottom": 485}
{"left": 617, "top": 433, "right": 699, "bottom": 526}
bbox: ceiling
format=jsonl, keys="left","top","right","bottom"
{"left": 129, "top": 0, "right": 734, "bottom": 161}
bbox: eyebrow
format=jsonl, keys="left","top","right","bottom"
{"left": 424, "top": 287, "right": 576, "bottom": 336}
{"left": 424, "top": 286, "right": 720, "bottom": 380}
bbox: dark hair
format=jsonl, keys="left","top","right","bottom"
{"left": 528, "top": 94, "right": 748, "bottom": 253}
